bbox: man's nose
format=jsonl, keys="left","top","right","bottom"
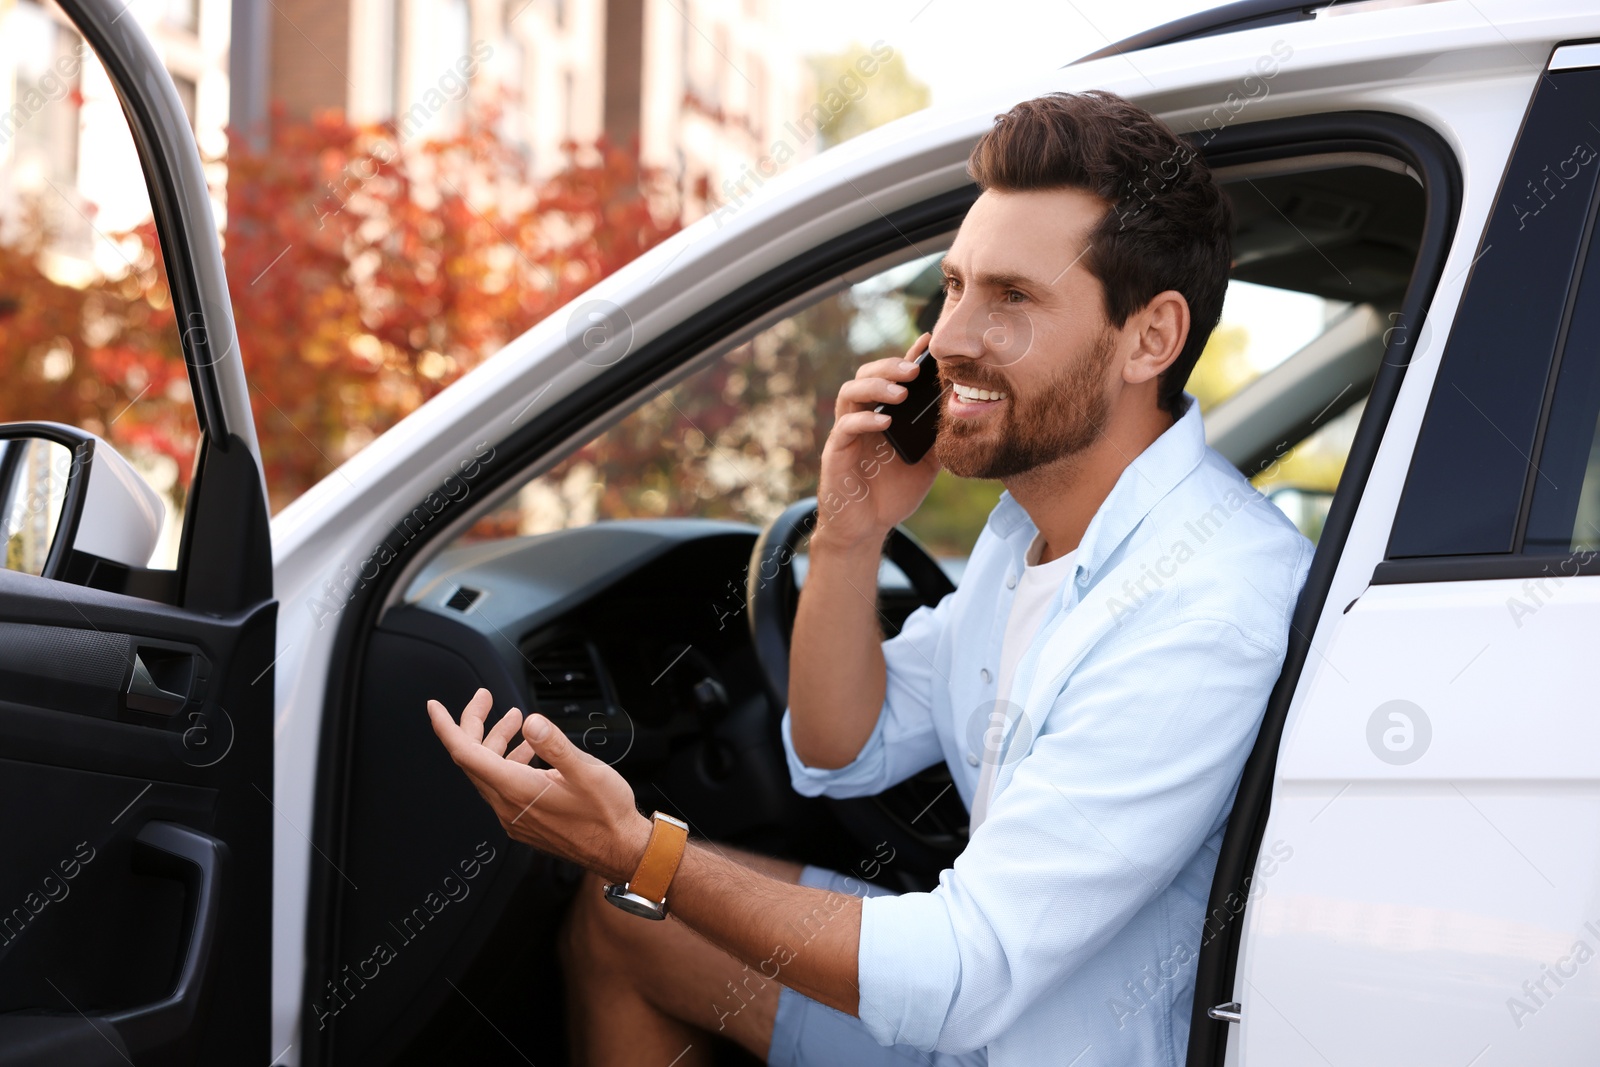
{"left": 930, "top": 293, "right": 983, "bottom": 362}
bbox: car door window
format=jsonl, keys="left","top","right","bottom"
{"left": 1386, "top": 62, "right": 1600, "bottom": 560}
{"left": 1191, "top": 280, "right": 1360, "bottom": 542}
{"left": 459, "top": 248, "right": 1006, "bottom": 558}
{"left": 1192, "top": 158, "right": 1425, "bottom": 542}
{"left": 0, "top": 0, "right": 189, "bottom": 570}
{"left": 1524, "top": 201, "right": 1600, "bottom": 554}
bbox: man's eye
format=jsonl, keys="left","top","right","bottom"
{"left": 1005, "top": 289, "right": 1026, "bottom": 303}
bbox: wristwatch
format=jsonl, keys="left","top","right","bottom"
{"left": 602, "top": 811, "right": 689, "bottom": 920}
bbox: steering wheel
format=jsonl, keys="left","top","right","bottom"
{"left": 747, "top": 497, "right": 970, "bottom": 884}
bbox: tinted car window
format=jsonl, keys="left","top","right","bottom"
{"left": 1525, "top": 205, "right": 1600, "bottom": 554}
{"left": 1388, "top": 65, "right": 1600, "bottom": 558}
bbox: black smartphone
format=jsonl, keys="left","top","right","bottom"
{"left": 874, "top": 348, "right": 943, "bottom": 464}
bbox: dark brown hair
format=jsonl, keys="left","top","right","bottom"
{"left": 967, "top": 90, "right": 1233, "bottom": 417}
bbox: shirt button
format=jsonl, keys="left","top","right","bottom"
{"left": 1077, "top": 570, "right": 1089, "bottom": 585}
{"left": 967, "top": 752, "right": 980, "bottom": 766}
{"left": 1006, "top": 573, "right": 1017, "bottom": 589}
{"left": 980, "top": 668, "right": 991, "bottom": 683}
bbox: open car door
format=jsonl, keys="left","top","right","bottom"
{"left": 0, "top": 1, "right": 273, "bottom": 1063}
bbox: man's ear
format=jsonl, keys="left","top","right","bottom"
{"left": 1122, "top": 290, "right": 1190, "bottom": 385}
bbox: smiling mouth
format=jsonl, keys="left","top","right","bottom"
{"left": 950, "top": 382, "right": 1009, "bottom": 402}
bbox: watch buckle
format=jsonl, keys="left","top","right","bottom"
{"left": 602, "top": 880, "right": 669, "bottom": 920}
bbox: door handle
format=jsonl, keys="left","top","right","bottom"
{"left": 125, "top": 651, "right": 191, "bottom": 716}
{"left": 102, "top": 822, "right": 226, "bottom": 1054}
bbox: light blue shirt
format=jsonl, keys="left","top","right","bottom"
{"left": 781, "top": 396, "right": 1313, "bottom": 1066}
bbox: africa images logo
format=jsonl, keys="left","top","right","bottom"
{"left": 1366, "top": 699, "right": 1431, "bottom": 766}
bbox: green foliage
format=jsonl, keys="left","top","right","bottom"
{"left": 807, "top": 43, "right": 930, "bottom": 149}
{"left": 1185, "top": 322, "right": 1253, "bottom": 413}
{"left": 1189, "top": 318, "right": 1353, "bottom": 498}
{"left": 904, "top": 471, "right": 1004, "bottom": 557}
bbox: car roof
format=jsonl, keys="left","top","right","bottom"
{"left": 1074, "top": 0, "right": 1333, "bottom": 65}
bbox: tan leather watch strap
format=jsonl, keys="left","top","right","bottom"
{"left": 628, "top": 811, "right": 689, "bottom": 904}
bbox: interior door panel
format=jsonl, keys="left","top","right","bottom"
{"left": 0, "top": 570, "right": 275, "bottom": 1065}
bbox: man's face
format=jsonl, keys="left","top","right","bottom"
{"left": 930, "top": 187, "right": 1120, "bottom": 480}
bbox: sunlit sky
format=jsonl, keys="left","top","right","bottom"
{"left": 777, "top": 0, "right": 1226, "bottom": 105}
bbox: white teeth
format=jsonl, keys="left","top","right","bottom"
{"left": 953, "top": 383, "right": 1008, "bottom": 402}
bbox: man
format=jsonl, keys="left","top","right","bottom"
{"left": 428, "top": 90, "right": 1312, "bottom": 1066}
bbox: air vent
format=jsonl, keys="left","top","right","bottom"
{"left": 444, "top": 586, "right": 481, "bottom": 612}
{"left": 524, "top": 637, "right": 610, "bottom": 720}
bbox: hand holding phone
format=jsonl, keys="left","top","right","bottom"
{"left": 873, "top": 342, "right": 944, "bottom": 464}
{"left": 813, "top": 336, "right": 943, "bottom": 553}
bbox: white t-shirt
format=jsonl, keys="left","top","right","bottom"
{"left": 969, "top": 531, "right": 1077, "bottom": 831}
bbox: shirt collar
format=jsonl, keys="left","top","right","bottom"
{"left": 986, "top": 394, "right": 1208, "bottom": 585}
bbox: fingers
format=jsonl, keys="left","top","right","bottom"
{"left": 428, "top": 695, "right": 526, "bottom": 781}
{"left": 836, "top": 376, "right": 909, "bottom": 411}
{"left": 522, "top": 713, "right": 593, "bottom": 774}
{"left": 484, "top": 706, "right": 524, "bottom": 755}
{"left": 425, "top": 698, "right": 463, "bottom": 752}
{"left": 459, "top": 687, "right": 494, "bottom": 743}
{"left": 449, "top": 720, "right": 553, "bottom": 794}
{"left": 835, "top": 355, "right": 924, "bottom": 418}
{"left": 866, "top": 330, "right": 929, "bottom": 379}
{"left": 833, "top": 410, "right": 892, "bottom": 439}
{"left": 506, "top": 740, "right": 535, "bottom": 765}
{"left": 427, "top": 697, "right": 562, "bottom": 845}
{"left": 856, "top": 355, "right": 923, "bottom": 382}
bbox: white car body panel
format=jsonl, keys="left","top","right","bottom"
{"left": 266, "top": 1, "right": 1600, "bottom": 1058}
{"left": 1242, "top": 578, "right": 1600, "bottom": 1062}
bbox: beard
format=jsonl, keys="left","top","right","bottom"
{"left": 933, "top": 328, "right": 1117, "bottom": 480}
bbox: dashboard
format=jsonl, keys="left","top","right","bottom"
{"left": 398, "top": 519, "right": 773, "bottom": 771}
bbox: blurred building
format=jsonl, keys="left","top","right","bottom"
{"left": 0, "top": 0, "right": 231, "bottom": 279}
{"left": 247, "top": 0, "right": 814, "bottom": 196}
{"left": 2, "top": 0, "right": 835, "bottom": 249}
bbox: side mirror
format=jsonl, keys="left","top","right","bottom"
{"left": 1267, "top": 485, "right": 1335, "bottom": 543}
{"left": 0, "top": 422, "right": 165, "bottom": 583}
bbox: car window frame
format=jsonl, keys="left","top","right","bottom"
{"left": 51, "top": 0, "right": 270, "bottom": 613}
{"left": 1376, "top": 60, "right": 1600, "bottom": 583}
{"left": 1181, "top": 111, "right": 1461, "bottom": 1067}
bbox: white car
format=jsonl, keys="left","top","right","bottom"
{"left": 4, "top": 0, "right": 1599, "bottom": 1063}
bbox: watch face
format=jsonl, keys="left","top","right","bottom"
{"left": 603, "top": 882, "right": 668, "bottom": 920}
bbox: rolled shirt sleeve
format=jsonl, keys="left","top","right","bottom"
{"left": 781, "top": 591, "right": 954, "bottom": 798}
{"left": 855, "top": 612, "right": 1287, "bottom": 1053}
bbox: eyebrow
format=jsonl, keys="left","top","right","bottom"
{"left": 941, "top": 261, "right": 1052, "bottom": 292}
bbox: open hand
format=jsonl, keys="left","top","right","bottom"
{"left": 426, "top": 688, "right": 651, "bottom": 883}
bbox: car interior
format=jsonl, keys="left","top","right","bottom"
{"left": 310, "top": 153, "right": 1426, "bottom": 1065}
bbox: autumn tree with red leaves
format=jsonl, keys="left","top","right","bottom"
{"left": 226, "top": 106, "right": 696, "bottom": 509}
{"left": 0, "top": 104, "right": 697, "bottom": 514}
